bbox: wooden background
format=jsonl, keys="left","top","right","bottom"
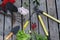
{"left": 0, "top": 0, "right": 60, "bottom": 40}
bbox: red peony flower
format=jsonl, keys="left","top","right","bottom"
{"left": 31, "top": 23, "right": 37, "bottom": 30}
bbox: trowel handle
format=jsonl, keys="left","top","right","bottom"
{"left": 5, "top": 32, "right": 13, "bottom": 40}
{"left": 43, "top": 12, "right": 60, "bottom": 23}
{"left": 38, "top": 15, "right": 49, "bottom": 36}
{"left": 23, "top": 20, "right": 29, "bottom": 30}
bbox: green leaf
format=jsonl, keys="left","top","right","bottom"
{"left": 16, "top": 30, "right": 31, "bottom": 40}
{"left": 24, "top": 2, "right": 29, "bottom": 7}
{"left": 36, "top": 34, "right": 48, "bottom": 40}
{"left": 31, "top": 31, "right": 48, "bottom": 40}
{"left": 33, "top": 0, "right": 40, "bottom": 5}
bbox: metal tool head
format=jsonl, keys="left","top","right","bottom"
{"left": 5, "top": 2, "right": 18, "bottom": 12}
{"left": 33, "top": 6, "right": 43, "bottom": 15}
{"left": 11, "top": 26, "right": 20, "bottom": 35}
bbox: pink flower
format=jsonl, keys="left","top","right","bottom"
{"left": 18, "top": 7, "right": 29, "bottom": 15}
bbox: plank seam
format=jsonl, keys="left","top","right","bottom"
{"left": 45, "top": 0, "right": 50, "bottom": 40}
{"left": 55, "top": 0, "right": 60, "bottom": 39}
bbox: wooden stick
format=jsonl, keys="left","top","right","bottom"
{"left": 43, "top": 12, "right": 60, "bottom": 23}
{"left": 38, "top": 15, "right": 49, "bottom": 36}
{"left": 5, "top": 21, "right": 29, "bottom": 40}
{"left": 23, "top": 20, "right": 29, "bottom": 30}
{"left": 5, "top": 32, "right": 13, "bottom": 40}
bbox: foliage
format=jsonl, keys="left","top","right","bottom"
{"left": 16, "top": 30, "right": 48, "bottom": 40}
{"left": 36, "top": 34, "right": 48, "bottom": 40}
{"left": 16, "top": 30, "right": 31, "bottom": 40}
{"left": 31, "top": 31, "right": 48, "bottom": 40}
{"left": 33, "top": 0, "right": 40, "bottom": 6}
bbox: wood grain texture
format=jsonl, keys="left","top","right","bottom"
{"left": 0, "top": 0, "right": 60, "bottom": 40}
{"left": 0, "top": 14, "right": 4, "bottom": 40}
{"left": 13, "top": 12, "right": 21, "bottom": 40}
{"left": 30, "top": 2, "right": 38, "bottom": 34}
{"left": 13, "top": 0, "right": 21, "bottom": 40}
{"left": 56, "top": 0, "right": 60, "bottom": 39}
{"left": 22, "top": 0, "right": 30, "bottom": 33}
{"left": 5, "top": 16, "right": 11, "bottom": 40}
{"left": 56, "top": 0, "right": 60, "bottom": 32}
{"left": 39, "top": 0, "right": 48, "bottom": 35}
{"left": 47, "top": 0, "right": 59, "bottom": 40}
{"left": 14, "top": 0, "right": 21, "bottom": 7}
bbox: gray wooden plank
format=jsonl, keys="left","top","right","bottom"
{"left": 0, "top": 14, "right": 4, "bottom": 40}
{"left": 39, "top": 0, "right": 48, "bottom": 35}
{"left": 14, "top": 0, "right": 21, "bottom": 30}
{"left": 13, "top": 0, "right": 21, "bottom": 40}
{"left": 56, "top": 0, "right": 60, "bottom": 33}
{"left": 5, "top": 16, "right": 11, "bottom": 40}
{"left": 30, "top": 0, "right": 39, "bottom": 34}
{"left": 31, "top": 13, "right": 39, "bottom": 33}
{"left": 56, "top": 0, "right": 60, "bottom": 39}
{"left": 13, "top": 13, "right": 21, "bottom": 40}
{"left": 23, "top": 0, "right": 30, "bottom": 33}
{"left": 47, "top": 0, "right": 59, "bottom": 40}
{"left": 14, "top": 0, "right": 21, "bottom": 8}
{"left": 0, "top": 36, "right": 3, "bottom": 40}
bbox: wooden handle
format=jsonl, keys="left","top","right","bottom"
{"left": 23, "top": 20, "right": 29, "bottom": 30}
{"left": 38, "top": 15, "right": 49, "bottom": 36}
{"left": 5, "top": 32, "right": 13, "bottom": 40}
{"left": 43, "top": 12, "right": 60, "bottom": 23}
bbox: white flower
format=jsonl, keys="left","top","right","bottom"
{"left": 18, "top": 7, "right": 29, "bottom": 15}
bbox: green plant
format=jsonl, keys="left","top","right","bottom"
{"left": 36, "top": 34, "right": 48, "bottom": 40}
{"left": 16, "top": 30, "right": 31, "bottom": 40}
{"left": 31, "top": 23, "right": 48, "bottom": 40}
{"left": 33, "top": 0, "right": 40, "bottom": 6}
{"left": 24, "top": 2, "right": 29, "bottom": 7}
{"left": 31, "top": 31, "right": 48, "bottom": 40}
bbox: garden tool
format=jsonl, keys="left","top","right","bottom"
{"left": 33, "top": 4, "right": 49, "bottom": 36}
{"left": 34, "top": 9, "right": 49, "bottom": 36}
{"left": 32, "top": 0, "right": 59, "bottom": 36}
{"left": 34, "top": 7, "right": 60, "bottom": 23}
{"left": 31, "top": 0, "right": 60, "bottom": 37}
{"left": 23, "top": 15, "right": 35, "bottom": 30}
{"left": 38, "top": 15, "right": 49, "bottom": 36}
{"left": 5, "top": 2, "right": 18, "bottom": 24}
{"left": 33, "top": 6, "right": 48, "bottom": 36}
{"left": 5, "top": 26, "right": 20, "bottom": 40}
{"left": 0, "top": 0, "right": 16, "bottom": 14}
{"left": 23, "top": 20, "right": 30, "bottom": 30}
{"left": 5, "top": 2, "right": 18, "bottom": 12}
{"left": 42, "top": 12, "right": 60, "bottom": 23}
{"left": 33, "top": 0, "right": 60, "bottom": 23}
{"left": 0, "top": 0, "right": 15, "bottom": 7}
